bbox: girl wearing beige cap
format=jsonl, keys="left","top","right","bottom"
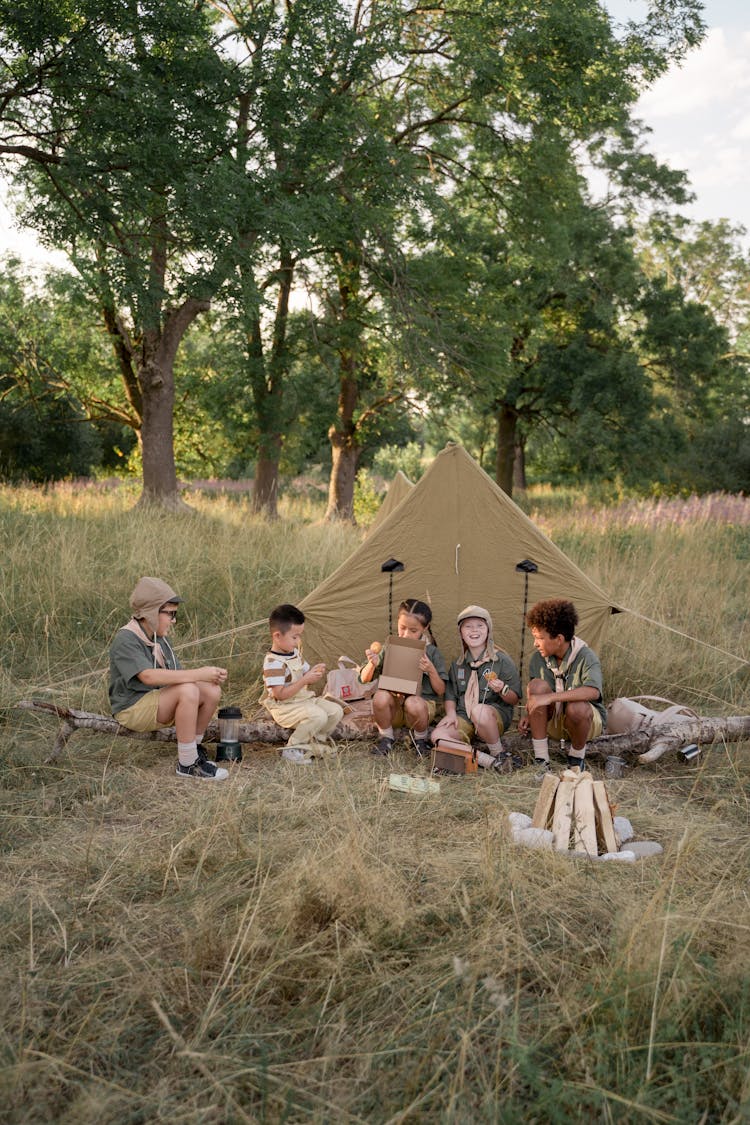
{"left": 431, "top": 605, "right": 521, "bottom": 772}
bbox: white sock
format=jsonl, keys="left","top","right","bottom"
{"left": 476, "top": 750, "right": 496, "bottom": 769}
{"left": 532, "top": 738, "right": 550, "bottom": 762}
{"left": 569, "top": 744, "right": 587, "bottom": 764}
{"left": 486, "top": 739, "right": 503, "bottom": 755}
{"left": 196, "top": 731, "right": 205, "bottom": 744}
{"left": 413, "top": 727, "right": 428, "bottom": 740}
{"left": 178, "top": 741, "right": 198, "bottom": 766}
{"left": 378, "top": 726, "right": 395, "bottom": 739}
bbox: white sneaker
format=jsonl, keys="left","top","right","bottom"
{"left": 309, "top": 740, "right": 338, "bottom": 759}
{"left": 281, "top": 745, "right": 314, "bottom": 765}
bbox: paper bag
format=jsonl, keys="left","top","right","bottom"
{"left": 325, "top": 656, "right": 374, "bottom": 703}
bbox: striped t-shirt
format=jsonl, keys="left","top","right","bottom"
{"left": 262, "top": 648, "right": 310, "bottom": 701}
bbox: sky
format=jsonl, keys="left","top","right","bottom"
{"left": 2, "top": 0, "right": 750, "bottom": 269}
{"left": 604, "top": 0, "right": 750, "bottom": 236}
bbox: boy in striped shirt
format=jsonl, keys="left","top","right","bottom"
{"left": 261, "top": 604, "right": 343, "bottom": 763}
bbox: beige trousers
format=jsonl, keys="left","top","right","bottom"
{"left": 266, "top": 695, "right": 343, "bottom": 744}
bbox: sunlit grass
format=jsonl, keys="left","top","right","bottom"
{"left": 0, "top": 482, "right": 748, "bottom": 1122}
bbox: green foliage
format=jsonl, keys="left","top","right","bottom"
{"left": 0, "top": 393, "right": 101, "bottom": 482}
{"left": 352, "top": 467, "right": 383, "bottom": 525}
{"left": 2, "top": 0, "right": 742, "bottom": 507}
{"left": 371, "top": 441, "right": 425, "bottom": 483}
{"left": 0, "top": 256, "right": 136, "bottom": 480}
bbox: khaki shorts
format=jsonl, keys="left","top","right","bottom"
{"left": 547, "top": 706, "right": 603, "bottom": 742}
{"left": 392, "top": 696, "right": 438, "bottom": 729}
{"left": 115, "top": 691, "right": 172, "bottom": 733}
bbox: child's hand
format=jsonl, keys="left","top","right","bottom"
{"left": 197, "top": 666, "right": 228, "bottom": 685}
{"left": 365, "top": 642, "right": 382, "bottom": 665}
{"left": 307, "top": 663, "right": 326, "bottom": 683}
{"left": 418, "top": 654, "right": 434, "bottom": 672}
{"left": 484, "top": 674, "right": 503, "bottom": 693}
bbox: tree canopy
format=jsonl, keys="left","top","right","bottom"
{"left": 3, "top": 0, "right": 747, "bottom": 505}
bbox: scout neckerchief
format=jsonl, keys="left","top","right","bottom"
{"left": 122, "top": 617, "right": 172, "bottom": 669}
{"left": 463, "top": 649, "right": 497, "bottom": 721}
{"left": 543, "top": 636, "right": 585, "bottom": 717}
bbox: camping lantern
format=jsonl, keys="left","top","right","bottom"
{"left": 215, "top": 706, "right": 243, "bottom": 762}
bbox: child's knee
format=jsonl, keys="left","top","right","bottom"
{"left": 175, "top": 682, "right": 201, "bottom": 706}
{"left": 200, "top": 682, "right": 222, "bottom": 707}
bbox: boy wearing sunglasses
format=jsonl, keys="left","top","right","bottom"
{"left": 109, "top": 576, "right": 229, "bottom": 780}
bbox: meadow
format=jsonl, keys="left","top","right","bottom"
{"left": 0, "top": 481, "right": 748, "bottom": 1123}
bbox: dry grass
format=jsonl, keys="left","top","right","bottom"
{"left": 0, "top": 484, "right": 749, "bottom": 1122}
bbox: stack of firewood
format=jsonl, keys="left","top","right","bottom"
{"left": 531, "top": 768, "right": 618, "bottom": 856}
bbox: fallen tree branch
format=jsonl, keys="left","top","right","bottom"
{"left": 16, "top": 701, "right": 750, "bottom": 766}
{"left": 17, "top": 700, "right": 289, "bottom": 761}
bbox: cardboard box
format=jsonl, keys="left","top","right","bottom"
{"left": 431, "top": 738, "right": 478, "bottom": 775}
{"left": 376, "top": 635, "right": 426, "bottom": 695}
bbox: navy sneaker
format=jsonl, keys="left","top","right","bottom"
{"left": 176, "top": 757, "right": 229, "bottom": 780}
{"left": 492, "top": 751, "right": 523, "bottom": 774}
{"left": 409, "top": 732, "right": 432, "bottom": 758}
{"left": 371, "top": 736, "right": 395, "bottom": 757}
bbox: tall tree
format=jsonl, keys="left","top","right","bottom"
{"left": 0, "top": 0, "right": 239, "bottom": 507}
{"left": 312, "top": 0, "right": 706, "bottom": 510}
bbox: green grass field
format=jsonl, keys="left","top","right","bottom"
{"left": 1, "top": 484, "right": 748, "bottom": 1122}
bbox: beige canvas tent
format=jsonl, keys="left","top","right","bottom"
{"left": 300, "top": 444, "right": 622, "bottom": 673}
{"left": 368, "top": 469, "right": 413, "bottom": 533}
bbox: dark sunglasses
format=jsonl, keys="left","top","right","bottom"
{"left": 159, "top": 609, "right": 178, "bottom": 621}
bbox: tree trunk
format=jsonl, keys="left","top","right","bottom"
{"left": 252, "top": 447, "right": 281, "bottom": 517}
{"left": 325, "top": 247, "right": 363, "bottom": 523}
{"left": 133, "top": 299, "right": 209, "bottom": 510}
{"left": 137, "top": 360, "right": 187, "bottom": 510}
{"left": 496, "top": 402, "right": 517, "bottom": 497}
{"left": 245, "top": 248, "right": 293, "bottom": 519}
{"left": 513, "top": 438, "right": 527, "bottom": 492}
{"left": 326, "top": 431, "right": 359, "bottom": 522}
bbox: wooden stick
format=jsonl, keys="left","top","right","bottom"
{"left": 592, "top": 781, "right": 618, "bottom": 854}
{"left": 531, "top": 772, "right": 560, "bottom": 829}
{"left": 551, "top": 778, "right": 576, "bottom": 851}
{"left": 572, "top": 773, "right": 598, "bottom": 857}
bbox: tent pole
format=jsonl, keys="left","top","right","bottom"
{"left": 515, "top": 559, "right": 538, "bottom": 685}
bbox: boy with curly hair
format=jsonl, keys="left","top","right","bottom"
{"left": 519, "top": 598, "right": 606, "bottom": 775}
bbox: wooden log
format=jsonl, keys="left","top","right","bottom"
{"left": 16, "top": 701, "right": 750, "bottom": 766}
{"left": 594, "top": 716, "right": 750, "bottom": 763}
{"left": 531, "top": 772, "right": 560, "bottom": 829}
{"left": 572, "top": 773, "right": 598, "bottom": 857}
{"left": 551, "top": 777, "right": 576, "bottom": 851}
{"left": 592, "top": 781, "right": 618, "bottom": 854}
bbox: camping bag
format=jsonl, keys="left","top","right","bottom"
{"left": 606, "top": 695, "right": 699, "bottom": 735}
{"left": 325, "top": 656, "right": 374, "bottom": 703}
{"left": 431, "top": 737, "right": 478, "bottom": 775}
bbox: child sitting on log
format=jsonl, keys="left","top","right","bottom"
{"left": 360, "top": 598, "right": 448, "bottom": 758}
{"left": 260, "top": 603, "right": 343, "bottom": 764}
{"left": 109, "top": 577, "right": 229, "bottom": 780}
{"left": 519, "top": 598, "right": 606, "bottom": 776}
{"left": 430, "top": 605, "right": 521, "bottom": 772}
